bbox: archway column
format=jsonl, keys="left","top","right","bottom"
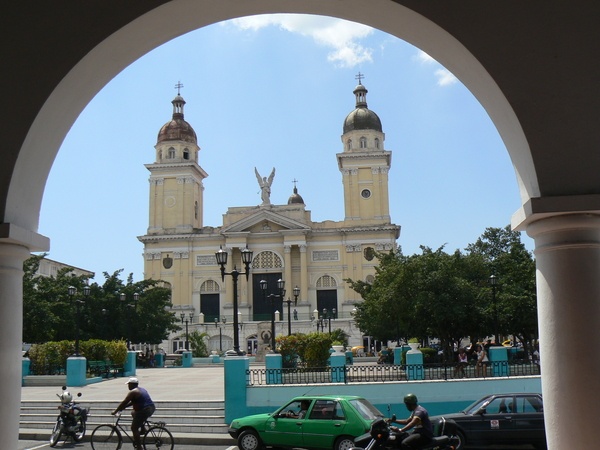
{"left": 527, "top": 213, "right": 600, "bottom": 450}
{"left": 0, "top": 242, "right": 32, "bottom": 449}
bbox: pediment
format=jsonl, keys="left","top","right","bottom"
{"left": 222, "top": 210, "right": 311, "bottom": 233}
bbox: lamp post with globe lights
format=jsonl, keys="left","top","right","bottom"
{"left": 215, "top": 246, "right": 253, "bottom": 356}
{"left": 260, "top": 278, "right": 286, "bottom": 352}
{"left": 68, "top": 285, "right": 90, "bottom": 357}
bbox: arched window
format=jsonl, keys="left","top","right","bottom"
{"left": 251, "top": 251, "right": 283, "bottom": 269}
{"left": 183, "top": 148, "right": 189, "bottom": 160}
{"left": 316, "top": 275, "right": 337, "bottom": 287}
{"left": 347, "top": 139, "right": 352, "bottom": 150}
{"left": 200, "top": 280, "right": 220, "bottom": 291}
{"left": 158, "top": 149, "right": 162, "bottom": 160}
{"left": 194, "top": 201, "right": 198, "bottom": 219}
{"left": 168, "top": 147, "right": 176, "bottom": 159}
{"left": 360, "top": 137, "right": 367, "bottom": 148}
{"left": 374, "top": 138, "right": 380, "bottom": 149}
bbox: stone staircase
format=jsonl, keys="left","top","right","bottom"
{"left": 20, "top": 400, "right": 228, "bottom": 435}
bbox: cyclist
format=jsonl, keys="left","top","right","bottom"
{"left": 112, "top": 377, "right": 156, "bottom": 450}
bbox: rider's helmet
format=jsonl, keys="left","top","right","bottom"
{"left": 403, "top": 394, "right": 418, "bottom": 405}
{"left": 59, "top": 391, "right": 73, "bottom": 403}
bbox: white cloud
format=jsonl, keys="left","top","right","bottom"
{"left": 414, "top": 50, "right": 458, "bottom": 86}
{"left": 228, "top": 14, "right": 374, "bottom": 68}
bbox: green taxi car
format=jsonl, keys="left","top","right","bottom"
{"left": 229, "top": 395, "right": 384, "bottom": 450}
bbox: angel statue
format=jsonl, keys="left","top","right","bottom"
{"left": 255, "top": 167, "right": 276, "bottom": 205}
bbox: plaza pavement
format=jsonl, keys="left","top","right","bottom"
{"left": 21, "top": 365, "right": 227, "bottom": 402}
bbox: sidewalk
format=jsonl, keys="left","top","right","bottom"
{"left": 20, "top": 365, "right": 234, "bottom": 445}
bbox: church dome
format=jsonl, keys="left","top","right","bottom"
{"left": 287, "top": 186, "right": 305, "bottom": 205}
{"left": 157, "top": 94, "right": 198, "bottom": 145}
{"left": 342, "top": 82, "right": 382, "bottom": 134}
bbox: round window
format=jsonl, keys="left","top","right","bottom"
{"left": 361, "top": 189, "right": 371, "bottom": 199}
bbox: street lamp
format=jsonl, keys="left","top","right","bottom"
{"left": 489, "top": 274, "right": 499, "bottom": 345}
{"left": 313, "top": 309, "right": 325, "bottom": 332}
{"left": 101, "top": 308, "right": 109, "bottom": 340}
{"left": 180, "top": 312, "right": 193, "bottom": 351}
{"left": 120, "top": 292, "right": 140, "bottom": 349}
{"left": 322, "top": 308, "right": 336, "bottom": 333}
{"left": 282, "top": 285, "right": 301, "bottom": 335}
{"left": 68, "top": 285, "right": 90, "bottom": 357}
{"left": 214, "top": 316, "right": 226, "bottom": 351}
{"left": 260, "top": 278, "right": 286, "bottom": 352}
{"left": 215, "top": 246, "right": 253, "bottom": 356}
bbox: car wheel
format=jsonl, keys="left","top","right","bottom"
{"left": 238, "top": 429, "right": 263, "bottom": 450}
{"left": 454, "top": 429, "right": 466, "bottom": 450}
{"left": 334, "top": 435, "right": 355, "bottom": 450}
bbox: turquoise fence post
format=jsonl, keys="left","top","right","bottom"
{"left": 22, "top": 357, "right": 30, "bottom": 386}
{"left": 66, "top": 356, "right": 87, "bottom": 386}
{"left": 330, "top": 352, "right": 346, "bottom": 383}
{"left": 211, "top": 354, "right": 221, "bottom": 363}
{"left": 266, "top": 353, "right": 283, "bottom": 384}
{"left": 489, "top": 346, "right": 509, "bottom": 376}
{"left": 225, "top": 357, "right": 250, "bottom": 423}
{"left": 124, "top": 351, "right": 137, "bottom": 377}
{"left": 155, "top": 353, "right": 164, "bottom": 368}
{"left": 182, "top": 351, "right": 193, "bottom": 367}
{"left": 406, "top": 349, "right": 424, "bottom": 380}
{"left": 394, "top": 347, "right": 403, "bottom": 365}
{"left": 345, "top": 351, "right": 354, "bottom": 365}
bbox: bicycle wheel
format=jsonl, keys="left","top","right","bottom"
{"left": 49, "top": 420, "right": 61, "bottom": 447}
{"left": 91, "top": 424, "right": 122, "bottom": 450}
{"left": 143, "top": 425, "right": 174, "bottom": 450}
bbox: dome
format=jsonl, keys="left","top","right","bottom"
{"left": 287, "top": 186, "right": 305, "bottom": 205}
{"left": 343, "top": 108, "right": 382, "bottom": 134}
{"left": 342, "top": 81, "right": 382, "bottom": 134}
{"left": 157, "top": 94, "right": 198, "bottom": 144}
{"left": 157, "top": 118, "right": 197, "bottom": 144}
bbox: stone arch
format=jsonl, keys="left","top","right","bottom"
{"left": 8, "top": 0, "right": 536, "bottom": 237}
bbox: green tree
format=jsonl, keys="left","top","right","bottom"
{"left": 466, "top": 226, "right": 538, "bottom": 354}
{"left": 22, "top": 256, "right": 179, "bottom": 345}
{"left": 188, "top": 330, "right": 209, "bottom": 357}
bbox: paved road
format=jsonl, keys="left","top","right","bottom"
{"left": 18, "top": 441, "right": 537, "bottom": 450}
{"left": 18, "top": 440, "right": 234, "bottom": 450}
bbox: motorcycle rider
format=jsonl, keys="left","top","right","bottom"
{"left": 112, "top": 377, "right": 155, "bottom": 450}
{"left": 387, "top": 394, "right": 433, "bottom": 450}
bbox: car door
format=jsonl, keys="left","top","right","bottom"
{"left": 511, "top": 394, "right": 546, "bottom": 444}
{"left": 263, "top": 400, "right": 310, "bottom": 448}
{"left": 302, "top": 400, "right": 347, "bottom": 449}
{"left": 468, "top": 396, "right": 516, "bottom": 445}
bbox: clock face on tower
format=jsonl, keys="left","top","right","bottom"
{"left": 361, "top": 189, "right": 372, "bottom": 199}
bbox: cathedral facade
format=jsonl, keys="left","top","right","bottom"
{"left": 138, "top": 82, "right": 400, "bottom": 354}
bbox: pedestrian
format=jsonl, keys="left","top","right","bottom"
{"left": 454, "top": 347, "right": 468, "bottom": 378}
{"left": 475, "top": 344, "right": 490, "bottom": 377}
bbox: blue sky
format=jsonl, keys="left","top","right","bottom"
{"left": 38, "top": 14, "right": 530, "bottom": 280}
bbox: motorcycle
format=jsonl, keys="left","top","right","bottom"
{"left": 351, "top": 414, "right": 459, "bottom": 450}
{"left": 49, "top": 385, "right": 90, "bottom": 447}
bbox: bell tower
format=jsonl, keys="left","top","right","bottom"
{"left": 337, "top": 77, "right": 392, "bottom": 225}
{"left": 146, "top": 91, "right": 208, "bottom": 235}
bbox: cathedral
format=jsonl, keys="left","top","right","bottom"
{"left": 138, "top": 80, "right": 400, "bottom": 354}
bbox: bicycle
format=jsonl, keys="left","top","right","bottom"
{"left": 90, "top": 411, "right": 174, "bottom": 450}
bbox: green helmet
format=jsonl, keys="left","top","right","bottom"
{"left": 404, "top": 394, "right": 418, "bottom": 405}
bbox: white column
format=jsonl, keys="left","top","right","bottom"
{"left": 527, "top": 214, "right": 600, "bottom": 450}
{"left": 0, "top": 243, "right": 30, "bottom": 449}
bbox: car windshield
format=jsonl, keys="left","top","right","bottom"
{"left": 349, "top": 399, "right": 384, "bottom": 420}
{"left": 463, "top": 398, "right": 489, "bottom": 415}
